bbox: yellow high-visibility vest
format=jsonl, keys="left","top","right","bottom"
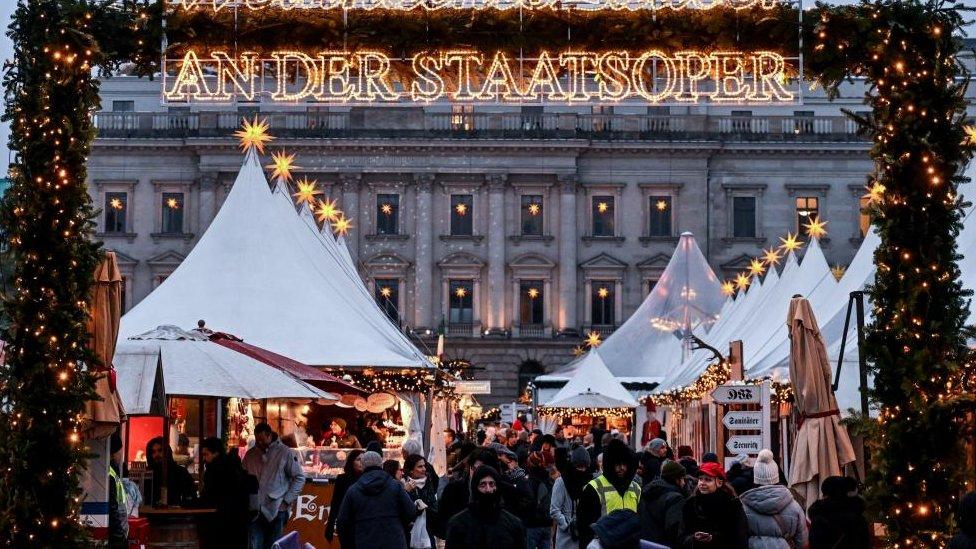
{"left": 109, "top": 466, "right": 126, "bottom": 506}
{"left": 587, "top": 474, "right": 641, "bottom": 515}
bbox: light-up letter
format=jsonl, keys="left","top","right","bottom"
{"left": 442, "top": 52, "right": 484, "bottom": 101}
{"left": 411, "top": 53, "right": 446, "bottom": 101}
{"left": 478, "top": 52, "right": 524, "bottom": 101}
{"left": 355, "top": 53, "right": 399, "bottom": 101}
{"left": 748, "top": 51, "right": 794, "bottom": 102}
{"left": 212, "top": 51, "right": 258, "bottom": 101}
{"left": 673, "top": 51, "right": 710, "bottom": 102}
{"left": 525, "top": 52, "right": 565, "bottom": 101}
{"left": 317, "top": 52, "right": 353, "bottom": 100}
{"left": 166, "top": 50, "right": 213, "bottom": 101}
{"left": 597, "top": 52, "right": 631, "bottom": 100}
{"left": 272, "top": 51, "right": 320, "bottom": 101}
{"left": 631, "top": 50, "right": 676, "bottom": 103}
{"left": 560, "top": 52, "right": 599, "bottom": 101}
{"left": 710, "top": 52, "right": 751, "bottom": 101}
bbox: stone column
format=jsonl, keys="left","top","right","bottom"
{"left": 413, "top": 174, "right": 435, "bottom": 331}
{"left": 486, "top": 174, "right": 507, "bottom": 335}
{"left": 339, "top": 173, "right": 361, "bottom": 261}
{"left": 197, "top": 172, "right": 219, "bottom": 235}
{"left": 557, "top": 175, "right": 579, "bottom": 336}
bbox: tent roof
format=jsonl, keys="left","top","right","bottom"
{"left": 114, "top": 349, "right": 166, "bottom": 415}
{"left": 119, "top": 151, "right": 431, "bottom": 369}
{"left": 116, "top": 325, "right": 338, "bottom": 400}
{"left": 546, "top": 352, "right": 637, "bottom": 408}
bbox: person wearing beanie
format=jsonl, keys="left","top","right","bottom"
{"left": 577, "top": 439, "right": 641, "bottom": 548}
{"left": 336, "top": 451, "right": 416, "bottom": 549}
{"left": 808, "top": 476, "right": 870, "bottom": 549}
{"left": 638, "top": 439, "right": 668, "bottom": 485}
{"left": 638, "top": 460, "right": 687, "bottom": 547}
{"left": 551, "top": 446, "right": 594, "bottom": 549}
{"left": 445, "top": 466, "right": 525, "bottom": 549}
{"left": 323, "top": 417, "right": 362, "bottom": 448}
{"left": 701, "top": 452, "right": 719, "bottom": 464}
{"left": 681, "top": 461, "right": 749, "bottom": 548}
{"left": 738, "top": 449, "right": 807, "bottom": 549}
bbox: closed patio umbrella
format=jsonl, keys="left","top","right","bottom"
{"left": 787, "top": 296, "right": 856, "bottom": 508}
{"left": 83, "top": 252, "right": 126, "bottom": 437}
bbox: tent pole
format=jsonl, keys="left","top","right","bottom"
{"left": 854, "top": 291, "right": 868, "bottom": 416}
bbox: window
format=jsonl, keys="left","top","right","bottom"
{"left": 374, "top": 279, "right": 400, "bottom": 323}
{"left": 591, "top": 282, "right": 615, "bottom": 325}
{"left": 376, "top": 193, "right": 400, "bottom": 235}
{"left": 859, "top": 196, "right": 871, "bottom": 237}
{"left": 592, "top": 196, "right": 615, "bottom": 237}
{"left": 112, "top": 100, "right": 134, "bottom": 112}
{"left": 521, "top": 106, "right": 543, "bottom": 130}
{"left": 451, "top": 105, "right": 473, "bottom": 130}
{"left": 448, "top": 280, "right": 474, "bottom": 324}
{"left": 450, "top": 194, "right": 473, "bottom": 236}
{"left": 732, "top": 196, "right": 757, "bottom": 238}
{"left": 796, "top": 196, "right": 819, "bottom": 232}
{"left": 648, "top": 196, "right": 672, "bottom": 237}
{"left": 120, "top": 275, "right": 128, "bottom": 312}
{"left": 104, "top": 192, "right": 127, "bottom": 233}
{"left": 161, "top": 192, "right": 184, "bottom": 234}
{"left": 520, "top": 195, "right": 544, "bottom": 236}
{"left": 592, "top": 106, "right": 613, "bottom": 132}
{"left": 519, "top": 280, "right": 544, "bottom": 326}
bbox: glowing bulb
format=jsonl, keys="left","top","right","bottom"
{"left": 380, "top": 203, "right": 394, "bottom": 215}
{"left": 234, "top": 116, "right": 274, "bottom": 154}
{"left": 584, "top": 330, "right": 602, "bottom": 348}
{"left": 721, "top": 281, "right": 736, "bottom": 296}
{"left": 109, "top": 198, "right": 124, "bottom": 210}
{"left": 455, "top": 287, "right": 468, "bottom": 299}
{"left": 293, "top": 178, "right": 322, "bottom": 206}
{"left": 527, "top": 287, "right": 540, "bottom": 299}
{"left": 266, "top": 150, "right": 298, "bottom": 181}
{"left": 597, "top": 202, "right": 609, "bottom": 213}
{"left": 762, "top": 247, "right": 781, "bottom": 266}
{"left": 748, "top": 258, "right": 766, "bottom": 276}
{"left": 455, "top": 203, "right": 468, "bottom": 216}
{"left": 597, "top": 287, "right": 610, "bottom": 299}
{"left": 735, "top": 273, "right": 751, "bottom": 290}
{"left": 331, "top": 214, "right": 353, "bottom": 236}
{"left": 315, "top": 198, "right": 340, "bottom": 223}
{"left": 779, "top": 232, "right": 804, "bottom": 252}
{"left": 527, "top": 203, "right": 541, "bottom": 216}
{"left": 655, "top": 200, "right": 668, "bottom": 211}
{"left": 380, "top": 287, "right": 392, "bottom": 298}
{"left": 803, "top": 217, "right": 828, "bottom": 239}
{"left": 166, "top": 197, "right": 180, "bottom": 210}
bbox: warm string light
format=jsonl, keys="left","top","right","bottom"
{"left": 537, "top": 406, "right": 635, "bottom": 419}
{"left": 164, "top": 49, "right": 796, "bottom": 104}
{"left": 173, "top": 0, "right": 784, "bottom": 13}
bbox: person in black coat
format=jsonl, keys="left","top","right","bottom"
{"left": 680, "top": 462, "right": 748, "bottom": 548}
{"left": 336, "top": 451, "right": 416, "bottom": 549}
{"left": 403, "top": 454, "right": 439, "bottom": 548}
{"left": 445, "top": 465, "right": 526, "bottom": 549}
{"left": 577, "top": 439, "right": 640, "bottom": 549}
{"left": 808, "top": 476, "right": 871, "bottom": 549}
{"left": 197, "top": 437, "right": 249, "bottom": 549}
{"left": 639, "top": 460, "right": 688, "bottom": 547}
{"left": 325, "top": 449, "right": 364, "bottom": 543}
{"left": 144, "top": 436, "right": 196, "bottom": 507}
{"left": 952, "top": 491, "right": 976, "bottom": 549}
{"left": 433, "top": 447, "right": 500, "bottom": 539}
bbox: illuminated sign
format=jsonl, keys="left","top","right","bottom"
{"left": 172, "top": 0, "right": 781, "bottom": 12}
{"left": 164, "top": 49, "right": 797, "bottom": 104}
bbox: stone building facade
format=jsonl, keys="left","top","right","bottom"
{"left": 88, "top": 75, "right": 973, "bottom": 405}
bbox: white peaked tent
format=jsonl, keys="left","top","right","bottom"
{"left": 120, "top": 150, "right": 432, "bottom": 369}
{"left": 545, "top": 351, "right": 637, "bottom": 409}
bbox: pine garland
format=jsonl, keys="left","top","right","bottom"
{"left": 0, "top": 1, "right": 156, "bottom": 545}
{"left": 810, "top": 1, "right": 975, "bottom": 545}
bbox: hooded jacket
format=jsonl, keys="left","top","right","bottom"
{"left": 739, "top": 484, "right": 808, "bottom": 549}
{"left": 577, "top": 440, "right": 639, "bottom": 549}
{"left": 807, "top": 478, "right": 870, "bottom": 549}
{"left": 681, "top": 486, "right": 749, "bottom": 548}
{"left": 445, "top": 466, "right": 526, "bottom": 549}
{"left": 639, "top": 477, "right": 686, "bottom": 547}
{"left": 335, "top": 467, "right": 416, "bottom": 549}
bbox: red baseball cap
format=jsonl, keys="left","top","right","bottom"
{"left": 699, "top": 461, "right": 726, "bottom": 480}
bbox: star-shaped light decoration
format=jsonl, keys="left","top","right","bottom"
{"left": 779, "top": 232, "right": 804, "bottom": 253}
{"left": 109, "top": 198, "right": 124, "bottom": 210}
{"left": 293, "top": 178, "right": 323, "bottom": 206}
{"left": 331, "top": 214, "right": 353, "bottom": 236}
{"left": 721, "top": 280, "right": 736, "bottom": 296}
{"left": 655, "top": 200, "right": 669, "bottom": 211}
{"left": 166, "top": 197, "right": 180, "bottom": 210}
{"left": 315, "top": 198, "right": 340, "bottom": 223}
{"left": 597, "top": 202, "right": 609, "bottom": 213}
{"left": 762, "top": 247, "right": 781, "bottom": 266}
{"left": 234, "top": 116, "right": 274, "bottom": 154}
{"left": 735, "top": 272, "right": 751, "bottom": 290}
{"left": 455, "top": 203, "right": 468, "bottom": 216}
{"left": 963, "top": 125, "right": 976, "bottom": 146}
{"left": 748, "top": 258, "right": 766, "bottom": 276}
{"left": 803, "top": 217, "right": 828, "bottom": 239}
{"left": 597, "top": 287, "right": 610, "bottom": 299}
{"left": 380, "top": 287, "right": 393, "bottom": 298}
{"left": 527, "top": 203, "right": 541, "bottom": 216}
{"left": 584, "top": 330, "right": 602, "bottom": 348}
{"left": 527, "top": 288, "right": 540, "bottom": 299}
{"left": 380, "top": 203, "right": 394, "bottom": 215}
{"left": 864, "top": 181, "right": 886, "bottom": 204}
{"left": 455, "top": 286, "right": 468, "bottom": 299}
{"left": 572, "top": 345, "right": 585, "bottom": 357}
{"left": 266, "top": 150, "right": 298, "bottom": 181}
{"left": 831, "top": 264, "right": 847, "bottom": 281}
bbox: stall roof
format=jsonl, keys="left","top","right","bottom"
{"left": 119, "top": 151, "right": 432, "bottom": 369}
{"left": 114, "top": 349, "right": 166, "bottom": 415}
{"left": 546, "top": 352, "right": 637, "bottom": 409}
{"left": 116, "top": 326, "right": 337, "bottom": 401}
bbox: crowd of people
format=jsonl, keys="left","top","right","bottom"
{"left": 110, "top": 418, "right": 976, "bottom": 549}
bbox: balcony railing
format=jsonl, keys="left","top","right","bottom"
{"left": 94, "top": 111, "right": 868, "bottom": 142}
{"left": 582, "top": 324, "right": 620, "bottom": 337}
{"left": 516, "top": 324, "right": 549, "bottom": 338}
{"left": 446, "top": 322, "right": 479, "bottom": 337}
